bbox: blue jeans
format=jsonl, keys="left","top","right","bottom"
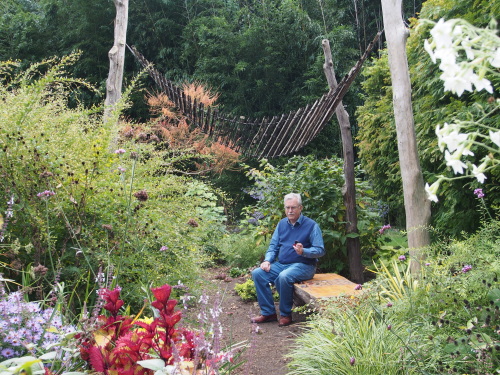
{"left": 251, "top": 261, "right": 316, "bottom": 317}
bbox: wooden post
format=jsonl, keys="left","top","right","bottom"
{"left": 381, "top": 0, "right": 431, "bottom": 273}
{"left": 322, "top": 39, "right": 363, "bottom": 284}
{"left": 104, "top": 0, "right": 129, "bottom": 123}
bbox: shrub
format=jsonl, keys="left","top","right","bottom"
{"left": 0, "top": 57, "right": 229, "bottom": 312}
{"left": 234, "top": 278, "right": 278, "bottom": 302}
{"left": 218, "top": 232, "right": 269, "bottom": 269}
{"left": 356, "top": 0, "right": 500, "bottom": 235}
{"left": 366, "top": 219, "right": 500, "bottom": 373}
{"left": 241, "top": 155, "right": 380, "bottom": 273}
{"left": 234, "top": 279, "right": 257, "bottom": 302}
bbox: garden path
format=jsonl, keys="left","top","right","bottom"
{"left": 182, "top": 267, "right": 309, "bottom": 375}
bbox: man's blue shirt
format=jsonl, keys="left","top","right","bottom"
{"left": 264, "top": 214, "right": 325, "bottom": 265}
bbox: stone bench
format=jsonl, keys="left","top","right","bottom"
{"left": 293, "top": 273, "right": 363, "bottom": 306}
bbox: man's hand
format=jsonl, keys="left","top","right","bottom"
{"left": 260, "top": 260, "right": 271, "bottom": 272}
{"left": 293, "top": 242, "right": 304, "bottom": 256}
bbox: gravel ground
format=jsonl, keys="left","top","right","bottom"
{"left": 181, "top": 267, "right": 310, "bottom": 375}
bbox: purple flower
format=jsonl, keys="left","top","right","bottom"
{"left": 117, "top": 166, "right": 126, "bottom": 173}
{"left": 378, "top": 224, "right": 391, "bottom": 234}
{"left": 398, "top": 255, "right": 406, "bottom": 261}
{"left": 387, "top": 324, "right": 392, "bottom": 330}
{"left": 1, "top": 348, "right": 14, "bottom": 358}
{"left": 0, "top": 290, "right": 77, "bottom": 361}
{"left": 114, "top": 148, "right": 126, "bottom": 154}
{"left": 354, "top": 284, "right": 362, "bottom": 290}
{"left": 9, "top": 316, "right": 21, "bottom": 324}
{"left": 350, "top": 357, "right": 356, "bottom": 366}
{"left": 386, "top": 302, "right": 393, "bottom": 307}
{"left": 425, "top": 262, "right": 431, "bottom": 266}
{"left": 36, "top": 190, "right": 55, "bottom": 199}
{"left": 461, "top": 264, "right": 472, "bottom": 273}
{"left": 473, "top": 188, "right": 485, "bottom": 198}
{"left": 9, "top": 337, "right": 22, "bottom": 346}
{"left": 160, "top": 246, "right": 168, "bottom": 252}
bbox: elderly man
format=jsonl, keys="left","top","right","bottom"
{"left": 251, "top": 193, "right": 325, "bottom": 327}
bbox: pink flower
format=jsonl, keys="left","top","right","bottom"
{"left": 461, "top": 264, "right": 472, "bottom": 273}
{"left": 36, "top": 190, "right": 55, "bottom": 199}
{"left": 473, "top": 188, "right": 485, "bottom": 198}
{"left": 378, "top": 224, "right": 391, "bottom": 234}
{"left": 386, "top": 302, "right": 393, "bottom": 307}
{"left": 354, "top": 284, "right": 362, "bottom": 290}
{"left": 160, "top": 246, "right": 168, "bottom": 251}
{"left": 114, "top": 149, "right": 126, "bottom": 154}
{"left": 398, "top": 255, "right": 406, "bottom": 261}
{"left": 350, "top": 357, "right": 356, "bottom": 366}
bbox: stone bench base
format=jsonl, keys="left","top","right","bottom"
{"left": 293, "top": 273, "right": 362, "bottom": 306}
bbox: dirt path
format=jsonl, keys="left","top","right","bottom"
{"left": 182, "top": 267, "right": 309, "bottom": 375}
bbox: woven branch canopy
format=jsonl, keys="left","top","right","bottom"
{"left": 128, "top": 31, "right": 381, "bottom": 159}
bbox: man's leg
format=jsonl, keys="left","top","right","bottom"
{"left": 251, "top": 263, "right": 284, "bottom": 316}
{"left": 274, "top": 262, "right": 316, "bottom": 317}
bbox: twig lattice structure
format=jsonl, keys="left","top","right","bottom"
{"left": 128, "top": 31, "right": 381, "bottom": 158}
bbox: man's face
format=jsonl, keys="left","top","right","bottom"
{"left": 284, "top": 198, "right": 302, "bottom": 224}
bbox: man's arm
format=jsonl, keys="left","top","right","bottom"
{"left": 263, "top": 226, "right": 280, "bottom": 263}
{"left": 298, "top": 224, "right": 325, "bottom": 258}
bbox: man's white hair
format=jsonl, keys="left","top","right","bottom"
{"left": 284, "top": 193, "right": 302, "bottom": 205}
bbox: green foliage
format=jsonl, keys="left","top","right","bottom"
{"left": 289, "top": 219, "right": 500, "bottom": 374}
{"left": 287, "top": 302, "right": 420, "bottom": 374}
{"left": 241, "top": 155, "right": 380, "bottom": 273}
{"left": 233, "top": 278, "right": 257, "bottom": 302}
{"left": 356, "top": 51, "right": 406, "bottom": 225}
{"left": 371, "top": 228, "right": 408, "bottom": 267}
{"left": 0, "top": 57, "right": 227, "bottom": 311}
{"left": 234, "top": 278, "right": 278, "bottom": 302}
{"left": 370, "top": 220, "right": 499, "bottom": 373}
{"left": 218, "top": 231, "right": 269, "bottom": 269}
{"left": 228, "top": 266, "right": 247, "bottom": 278}
{"left": 356, "top": 0, "right": 499, "bottom": 235}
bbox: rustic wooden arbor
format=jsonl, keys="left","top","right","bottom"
{"left": 128, "top": 31, "right": 381, "bottom": 159}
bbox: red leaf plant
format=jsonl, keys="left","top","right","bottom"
{"left": 78, "top": 284, "right": 196, "bottom": 375}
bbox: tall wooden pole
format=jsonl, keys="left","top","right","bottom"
{"left": 104, "top": 0, "right": 129, "bottom": 122}
{"left": 322, "top": 39, "right": 363, "bottom": 284}
{"left": 381, "top": 0, "right": 431, "bottom": 272}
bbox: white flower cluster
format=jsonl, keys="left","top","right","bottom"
{"left": 423, "top": 18, "right": 500, "bottom": 203}
{"left": 424, "top": 18, "right": 500, "bottom": 97}
{"left": 436, "top": 122, "right": 500, "bottom": 182}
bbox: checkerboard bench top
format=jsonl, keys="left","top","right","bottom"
{"left": 293, "top": 273, "right": 362, "bottom": 305}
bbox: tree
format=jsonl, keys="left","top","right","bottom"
{"left": 104, "top": 0, "right": 129, "bottom": 122}
{"left": 356, "top": 0, "right": 499, "bottom": 236}
{"left": 381, "top": 0, "right": 431, "bottom": 271}
{"left": 322, "top": 39, "right": 363, "bottom": 283}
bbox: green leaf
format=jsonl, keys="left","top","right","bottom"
{"left": 487, "top": 288, "right": 500, "bottom": 306}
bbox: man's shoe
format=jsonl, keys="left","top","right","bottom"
{"left": 278, "top": 316, "right": 293, "bottom": 327}
{"left": 250, "top": 314, "right": 278, "bottom": 323}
